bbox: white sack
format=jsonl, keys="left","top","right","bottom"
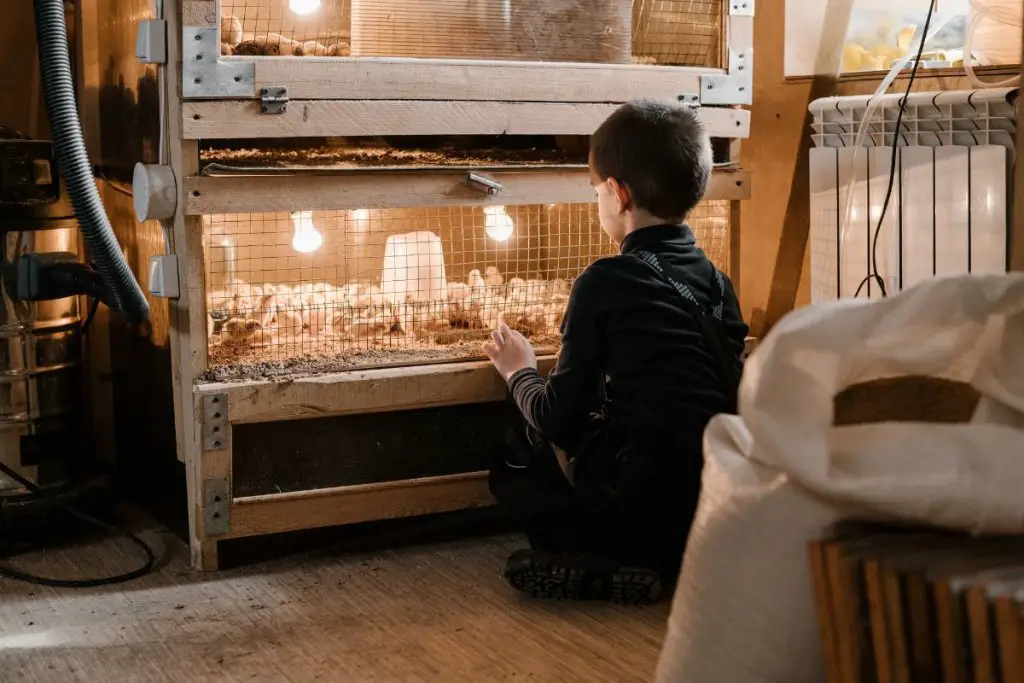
{"left": 655, "top": 415, "right": 845, "bottom": 683}
{"left": 656, "top": 274, "right": 1024, "bottom": 683}
{"left": 741, "top": 274, "right": 1024, "bottom": 533}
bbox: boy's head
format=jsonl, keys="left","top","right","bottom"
{"left": 589, "top": 99, "right": 713, "bottom": 244}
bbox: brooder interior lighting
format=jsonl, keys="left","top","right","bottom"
{"left": 291, "top": 211, "right": 324, "bottom": 253}
{"left": 288, "top": 0, "right": 321, "bottom": 15}
{"left": 484, "top": 205, "right": 515, "bottom": 242}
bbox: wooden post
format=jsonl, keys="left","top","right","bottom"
{"left": 759, "top": 0, "right": 854, "bottom": 335}
{"left": 1010, "top": 20, "right": 1024, "bottom": 272}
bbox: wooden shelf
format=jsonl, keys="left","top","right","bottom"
{"left": 184, "top": 167, "right": 750, "bottom": 215}
{"left": 182, "top": 99, "right": 750, "bottom": 140}
{"left": 194, "top": 356, "right": 558, "bottom": 425}
{"left": 204, "top": 55, "right": 723, "bottom": 103}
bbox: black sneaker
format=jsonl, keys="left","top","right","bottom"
{"left": 502, "top": 549, "right": 663, "bottom": 605}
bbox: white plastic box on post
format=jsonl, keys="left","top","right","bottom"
{"left": 808, "top": 87, "right": 1018, "bottom": 303}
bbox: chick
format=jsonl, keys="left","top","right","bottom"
{"left": 467, "top": 269, "right": 486, "bottom": 296}
{"left": 350, "top": 310, "right": 391, "bottom": 338}
{"left": 327, "top": 43, "right": 351, "bottom": 57}
{"left": 220, "top": 16, "right": 243, "bottom": 46}
{"left": 233, "top": 40, "right": 263, "bottom": 56}
{"left": 254, "top": 292, "right": 277, "bottom": 328}
{"left": 447, "top": 281, "right": 473, "bottom": 328}
{"left": 484, "top": 266, "right": 503, "bottom": 288}
{"left": 548, "top": 279, "right": 570, "bottom": 301}
{"left": 523, "top": 279, "right": 549, "bottom": 306}
{"left": 300, "top": 40, "right": 330, "bottom": 56}
{"left": 303, "top": 292, "right": 329, "bottom": 335}
{"left": 221, "top": 43, "right": 236, "bottom": 56}
{"left": 221, "top": 317, "right": 261, "bottom": 347}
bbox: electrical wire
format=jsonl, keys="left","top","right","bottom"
{"left": 852, "top": 0, "right": 937, "bottom": 300}
{"left": 0, "top": 282, "right": 152, "bottom": 588}
{"left": 836, "top": 0, "right": 968, "bottom": 286}
{"left": 0, "top": 460, "right": 156, "bottom": 588}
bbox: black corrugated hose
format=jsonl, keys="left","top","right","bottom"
{"left": 33, "top": 0, "right": 150, "bottom": 323}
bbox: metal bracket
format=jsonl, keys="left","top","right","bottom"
{"left": 202, "top": 394, "right": 228, "bottom": 452}
{"left": 260, "top": 87, "right": 289, "bottom": 115}
{"left": 203, "top": 477, "right": 230, "bottom": 537}
{"left": 466, "top": 173, "right": 503, "bottom": 196}
{"left": 700, "top": 48, "right": 753, "bottom": 106}
{"left": 698, "top": 0, "right": 755, "bottom": 107}
{"left": 677, "top": 93, "right": 701, "bottom": 107}
{"left": 181, "top": 27, "right": 255, "bottom": 99}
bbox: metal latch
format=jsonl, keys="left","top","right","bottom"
{"left": 466, "top": 173, "right": 503, "bottom": 196}
{"left": 260, "top": 87, "right": 289, "bottom": 115}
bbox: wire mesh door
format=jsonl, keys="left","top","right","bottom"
{"left": 203, "top": 200, "right": 731, "bottom": 378}
{"left": 219, "top": 0, "right": 723, "bottom": 66}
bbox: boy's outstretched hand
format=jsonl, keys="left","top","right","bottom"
{"left": 483, "top": 322, "right": 537, "bottom": 382}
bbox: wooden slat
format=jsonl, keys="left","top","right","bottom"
{"left": 1011, "top": 19, "right": 1024, "bottom": 273}
{"left": 184, "top": 168, "right": 751, "bottom": 215}
{"left": 195, "top": 357, "right": 558, "bottom": 425}
{"left": 182, "top": 99, "right": 750, "bottom": 140}
{"left": 250, "top": 57, "right": 718, "bottom": 103}
{"left": 227, "top": 471, "right": 495, "bottom": 539}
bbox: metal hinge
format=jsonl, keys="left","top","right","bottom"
{"left": 260, "top": 87, "right": 289, "bottom": 115}
{"left": 203, "top": 477, "right": 230, "bottom": 537}
{"left": 202, "top": 394, "right": 228, "bottom": 451}
{"left": 677, "top": 93, "right": 701, "bottom": 107}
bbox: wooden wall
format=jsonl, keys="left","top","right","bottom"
{"left": 82, "top": 0, "right": 182, "bottom": 508}
{"left": 739, "top": 4, "right": 1021, "bottom": 336}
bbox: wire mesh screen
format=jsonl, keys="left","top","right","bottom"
{"left": 633, "top": 0, "right": 722, "bottom": 67}
{"left": 218, "top": 0, "right": 722, "bottom": 67}
{"left": 203, "top": 201, "right": 731, "bottom": 376}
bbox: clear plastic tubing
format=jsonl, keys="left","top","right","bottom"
{"left": 836, "top": 0, "right": 971, "bottom": 287}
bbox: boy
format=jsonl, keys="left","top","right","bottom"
{"left": 484, "top": 99, "right": 748, "bottom": 604}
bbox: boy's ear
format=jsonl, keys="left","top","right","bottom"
{"left": 607, "top": 177, "right": 631, "bottom": 214}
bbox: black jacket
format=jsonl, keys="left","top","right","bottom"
{"left": 509, "top": 223, "right": 748, "bottom": 456}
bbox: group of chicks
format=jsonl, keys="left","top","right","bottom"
{"left": 210, "top": 266, "right": 571, "bottom": 349}
{"left": 219, "top": 16, "right": 351, "bottom": 57}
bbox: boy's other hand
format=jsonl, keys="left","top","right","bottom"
{"left": 483, "top": 322, "right": 537, "bottom": 382}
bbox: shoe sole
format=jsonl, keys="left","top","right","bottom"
{"left": 503, "top": 551, "right": 663, "bottom": 605}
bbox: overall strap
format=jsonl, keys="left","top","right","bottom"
{"left": 632, "top": 250, "right": 739, "bottom": 414}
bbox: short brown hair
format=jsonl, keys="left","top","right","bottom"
{"left": 589, "top": 99, "right": 712, "bottom": 222}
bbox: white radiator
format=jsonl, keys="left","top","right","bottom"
{"left": 808, "top": 88, "right": 1018, "bottom": 303}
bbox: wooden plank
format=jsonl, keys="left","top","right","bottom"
{"left": 184, "top": 168, "right": 751, "bottom": 215}
{"left": 195, "top": 357, "right": 557, "bottom": 425}
{"left": 169, "top": 0, "right": 219, "bottom": 571}
{"left": 760, "top": 0, "right": 852, "bottom": 335}
{"left": 251, "top": 57, "right": 718, "bottom": 103}
{"left": 227, "top": 471, "right": 495, "bottom": 539}
{"left": 182, "top": 100, "right": 750, "bottom": 140}
{"left": 1012, "top": 18, "right": 1024, "bottom": 273}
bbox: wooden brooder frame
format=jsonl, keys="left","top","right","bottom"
{"left": 163, "top": 0, "right": 755, "bottom": 570}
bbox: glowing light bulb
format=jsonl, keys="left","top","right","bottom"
{"left": 291, "top": 211, "right": 323, "bottom": 253}
{"left": 351, "top": 208, "right": 370, "bottom": 221}
{"left": 289, "top": 0, "right": 321, "bottom": 15}
{"left": 484, "top": 205, "right": 514, "bottom": 242}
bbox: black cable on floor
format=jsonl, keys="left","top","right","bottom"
{"left": 0, "top": 460, "right": 157, "bottom": 587}
{"left": 854, "top": 0, "right": 937, "bottom": 299}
